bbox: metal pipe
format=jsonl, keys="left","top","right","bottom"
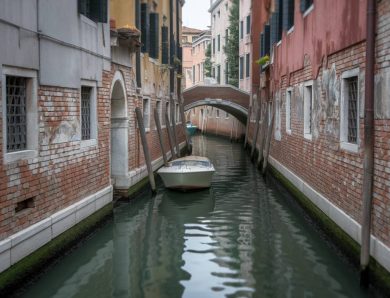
{"left": 360, "top": 0, "right": 376, "bottom": 286}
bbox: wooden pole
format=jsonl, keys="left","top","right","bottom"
{"left": 250, "top": 106, "right": 262, "bottom": 160}
{"left": 257, "top": 103, "right": 268, "bottom": 167}
{"left": 154, "top": 109, "right": 168, "bottom": 167}
{"left": 135, "top": 107, "right": 156, "bottom": 193}
{"left": 262, "top": 102, "right": 275, "bottom": 175}
{"left": 244, "top": 106, "right": 252, "bottom": 149}
{"left": 170, "top": 99, "right": 180, "bottom": 158}
{"left": 165, "top": 112, "right": 177, "bottom": 160}
{"left": 179, "top": 100, "right": 191, "bottom": 154}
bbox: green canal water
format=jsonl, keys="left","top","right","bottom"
{"left": 19, "top": 135, "right": 377, "bottom": 297}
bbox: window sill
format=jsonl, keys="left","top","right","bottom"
{"left": 340, "top": 142, "right": 359, "bottom": 153}
{"left": 80, "top": 139, "right": 98, "bottom": 149}
{"left": 276, "top": 40, "right": 282, "bottom": 47}
{"left": 4, "top": 150, "right": 38, "bottom": 164}
{"left": 304, "top": 133, "right": 312, "bottom": 141}
{"left": 145, "top": 128, "right": 150, "bottom": 133}
{"left": 286, "top": 129, "right": 292, "bottom": 135}
{"left": 303, "top": 5, "right": 314, "bottom": 18}
{"left": 287, "top": 26, "right": 294, "bottom": 35}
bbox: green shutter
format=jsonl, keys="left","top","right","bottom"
{"left": 149, "top": 13, "right": 159, "bottom": 59}
{"left": 98, "top": 0, "right": 107, "bottom": 23}
{"left": 141, "top": 3, "right": 150, "bottom": 53}
{"left": 161, "top": 26, "right": 169, "bottom": 64}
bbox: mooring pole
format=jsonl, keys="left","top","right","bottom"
{"left": 179, "top": 100, "right": 191, "bottom": 154}
{"left": 360, "top": 0, "right": 376, "bottom": 286}
{"left": 262, "top": 102, "right": 275, "bottom": 175}
{"left": 244, "top": 106, "right": 252, "bottom": 149}
{"left": 165, "top": 113, "right": 177, "bottom": 160}
{"left": 250, "top": 106, "right": 262, "bottom": 160}
{"left": 257, "top": 103, "right": 268, "bottom": 167}
{"left": 135, "top": 107, "right": 156, "bottom": 193}
{"left": 154, "top": 109, "right": 168, "bottom": 167}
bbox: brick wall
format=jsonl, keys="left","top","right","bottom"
{"left": 0, "top": 76, "right": 111, "bottom": 240}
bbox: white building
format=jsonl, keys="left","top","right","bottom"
{"left": 209, "top": 0, "right": 231, "bottom": 85}
{"left": 239, "top": 0, "right": 252, "bottom": 93}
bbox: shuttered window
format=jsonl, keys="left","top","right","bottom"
{"left": 245, "top": 53, "right": 250, "bottom": 78}
{"left": 240, "top": 21, "right": 244, "bottom": 39}
{"left": 246, "top": 15, "right": 251, "bottom": 34}
{"left": 149, "top": 13, "right": 159, "bottom": 59}
{"left": 161, "top": 26, "right": 169, "bottom": 64}
{"left": 78, "top": 0, "right": 107, "bottom": 23}
{"left": 225, "top": 61, "right": 229, "bottom": 84}
{"left": 283, "top": 0, "right": 295, "bottom": 30}
{"left": 239, "top": 57, "right": 244, "bottom": 80}
{"left": 217, "top": 65, "right": 221, "bottom": 84}
{"left": 140, "top": 3, "right": 150, "bottom": 53}
{"left": 300, "top": 0, "right": 313, "bottom": 13}
{"left": 213, "top": 38, "right": 215, "bottom": 54}
{"left": 217, "top": 35, "right": 220, "bottom": 51}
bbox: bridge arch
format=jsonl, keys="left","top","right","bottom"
{"left": 183, "top": 84, "right": 250, "bottom": 123}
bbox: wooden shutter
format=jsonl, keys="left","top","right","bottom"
{"left": 149, "top": 13, "right": 159, "bottom": 59}
{"left": 283, "top": 0, "right": 294, "bottom": 30}
{"left": 141, "top": 3, "right": 150, "bottom": 53}
{"left": 161, "top": 26, "right": 169, "bottom": 64}
{"left": 264, "top": 24, "right": 270, "bottom": 55}
{"left": 135, "top": 0, "right": 141, "bottom": 28}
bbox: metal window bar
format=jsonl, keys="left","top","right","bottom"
{"left": 81, "top": 86, "right": 92, "bottom": 140}
{"left": 347, "top": 77, "right": 358, "bottom": 143}
{"left": 6, "top": 76, "right": 27, "bottom": 152}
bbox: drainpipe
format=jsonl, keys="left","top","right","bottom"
{"left": 360, "top": 0, "right": 376, "bottom": 286}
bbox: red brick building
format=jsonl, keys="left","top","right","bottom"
{"left": 249, "top": 0, "right": 390, "bottom": 274}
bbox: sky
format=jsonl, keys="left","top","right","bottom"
{"left": 182, "top": 0, "right": 210, "bottom": 30}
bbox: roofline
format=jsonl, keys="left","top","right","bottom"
{"left": 208, "top": 0, "right": 224, "bottom": 13}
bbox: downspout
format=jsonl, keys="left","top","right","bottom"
{"left": 360, "top": 0, "right": 376, "bottom": 286}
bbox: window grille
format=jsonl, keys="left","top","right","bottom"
{"left": 347, "top": 77, "right": 358, "bottom": 143}
{"left": 6, "top": 76, "right": 27, "bottom": 152}
{"left": 81, "top": 86, "right": 92, "bottom": 140}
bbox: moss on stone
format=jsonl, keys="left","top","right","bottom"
{"left": 126, "top": 176, "right": 151, "bottom": 199}
{"left": 0, "top": 203, "right": 113, "bottom": 295}
{"left": 268, "top": 165, "right": 390, "bottom": 294}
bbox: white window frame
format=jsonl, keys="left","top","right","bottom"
{"left": 143, "top": 97, "right": 151, "bottom": 132}
{"left": 2, "top": 66, "right": 38, "bottom": 164}
{"left": 340, "top": 68, "right": 360, "bottom": 153}
{"left": 286, "top": 87, "right": 293, "bottom": 135}
{"left": 80, "top": 80, "right": 98, "bottom": 148}
{"left": 303, "top": 80, "right": 313, "bottom": 140}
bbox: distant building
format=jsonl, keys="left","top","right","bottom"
{"left": 182, "top": 26, "right": 204, "bottom": 88}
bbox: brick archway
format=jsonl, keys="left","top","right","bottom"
{"left": 183, "top": 84, "right": 250, "bottom": 123}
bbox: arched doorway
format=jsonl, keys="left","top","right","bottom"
{"left": 110, "top": 71, "right": 128, "bottom": 184}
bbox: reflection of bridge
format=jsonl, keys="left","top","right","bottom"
{"left": 183, "top": 84, "right": 250, "bottom": 123}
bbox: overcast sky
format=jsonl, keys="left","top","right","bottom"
{"left": 182, "top": 0, "right": 210, "bottom": 30}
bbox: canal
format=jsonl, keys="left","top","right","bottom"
{"left": 18, "top": 135, "right": 375, "bottom": 297}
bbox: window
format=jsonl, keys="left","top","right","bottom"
{"left": 284, "top": 0, "right": 295, "bottom": 31}
{"left": 217, "top": 34, "right": 220, "bottom": 52}
{"left": 213, "top": 38, "right": 216, "bottom": 54}
{"left": 225, "top": 29, "right": 229, "bottom": 45}
{"left": 165, "top": 101, "right": 170, "bottom": 124}
{"left": 197, "top": 64, "right": 200, "bottom": 82}
{"left": 81, "top": 86, "right": 92, "bottom": 140}
{"left": 286, "top": 88, "right": 292, "bottom": 134}
{"left": 239, "top": 56, "right": 244, "bottom": 80}
{"left": 240, "top": 21, "right": 244, "bottom": 39}
{"left": 275, "top": 96, "right": 281, "bottom": 141}
{"left": 300, "top": 0, "right": 313, "bottom": 14}
{"left": 149, "top": 12, "right": 159, "bottom": 59}
{"left": 143, "top": 98, "right": 150, "bottom": 130}
{"left": 192, "top": 66, "right": 195, "bottom": 84}
{"left": 225, "top": 61, "right": 229, "bottom": 84}
{"left": 161, "top": 26, "right": 169, "bottom": 64}
{"left": 140, "top": 3, "right": 150, "bottom": 53}
{"left": 225, "top": 3, "right": 228, "bottom": 11}
{"left": 303, "top": 82, "right": 313, "bottom": 140}
{"left": 78, "top": 0, "right": 108, "bottom": 23}
{"left": 2, "top": 67, "right": 38, "bottom": 163}
{"left": 340, "top": 69, "right": 359, "bottom": 152}
{"left": 225, "top": 112, "right": 229, "bottom": 119}
{"left": 245, "top": 53, "right": 250, "bottom": 78}
{"left": 246, "top": 15, "right": 251, "bottom": 34}
{"left": 217, "top": 65, "right": 221, "bottom": 84}
{"left": 156, "top": 100, "right": 162, "bottom": 126}
{"left": 218, "top": 10, "right": 220, "bottom": 18}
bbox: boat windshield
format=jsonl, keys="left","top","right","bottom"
{"left": 170, "top": 160, "right": 211, "bottom": 167}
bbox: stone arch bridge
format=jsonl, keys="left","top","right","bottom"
{"left": 183, "top": 85, "right": 250, "bottom": 123}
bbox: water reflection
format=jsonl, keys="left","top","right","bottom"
{"left": 19, "top": 135, "right": 373, "bottom": 298}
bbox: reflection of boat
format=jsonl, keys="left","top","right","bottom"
{"left": 157, "top": 156, "right": 215, "bottom": 190}
{"left": 186, "top": 121, "right": 198, "bottom": 136}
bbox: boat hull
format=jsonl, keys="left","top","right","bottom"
{"left": 158, "top": 170, "right": 214, "bottom": 190}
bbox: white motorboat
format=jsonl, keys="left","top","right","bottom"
{"left": 157, "top": 156, "right": 215, "bottom": 190}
